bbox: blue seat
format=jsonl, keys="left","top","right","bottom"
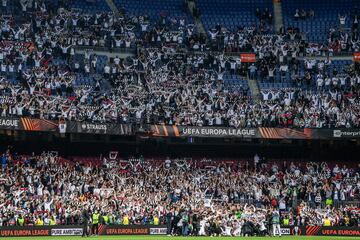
{"left": 71, "top": 0, "right": 111, "bottom": 13}
{"left": 282, "top": 0, "right": 355, "bottom": 43}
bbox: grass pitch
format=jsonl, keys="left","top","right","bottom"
{"left": 4, "top": 236, "right": 360, "bottom": 240}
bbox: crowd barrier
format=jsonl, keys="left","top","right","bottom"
{"left": 0, "top": 225, "right": 359, "bottom": 237}
{"left": 0, "top": 225, "right": 167, "bottom": 237}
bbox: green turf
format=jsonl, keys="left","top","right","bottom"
{"left": 4, "top": 236, "right": 360, "bottom": 240}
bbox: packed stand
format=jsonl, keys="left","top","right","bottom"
{"left": 1, "top": 0, "right": 360, "bottom": 128}
{"left": 0, "top": 150, "right": 359, "bottom": 236}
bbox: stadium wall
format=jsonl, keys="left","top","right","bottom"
{"left": 1, "top": 117, "right": 359, "bottom": 161}
{"left": 1, "top": 117, "right": 360, "bottom": 140}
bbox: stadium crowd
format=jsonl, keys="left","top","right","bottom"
{"left": 0, "top": 0, "right": 360, "bottom": 129}
{"left": 0, "top": 150, "right": 359, "bottom": 236}
{"left": 1, "top": 48, "right": 360, "bottom": 128}
{"left": 0, "top": 0, "right": 359, "bottom": 239}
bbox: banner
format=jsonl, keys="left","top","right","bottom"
{"left": 240, "top": 53, "right": 256, "bottom": 62}
{"left": 0, "top": 117, "right": 132, "bottom": 136}
{"left": 332, "top": 129, "right": 360, "bottom": 138}
{"left": 100, "top": 225, "right": 166, "bottom": 236}
{"left": 20, "top": 118, "right": 58, "bottom": 132}
{"left": 65, "top": 121, "right": 133, "bottom": 135}
{"left": 0, "top": 225, "right": 82, "bottom": 237}
{"left": 0, "top": 118, "right": 21, "bottom": 130}
{"left": 0, "top": 225, "right": 166, "bottom": 237}
{"left": 0, "top": 225, "right": 359, "bottom": 237}
{"left": 0, "top": 117, "right": 359, "bottom": 139}
{"left": 293, "top": 226, "right": 360, "bottom": 236}
{"left": 151, "top": 125, "right": 257, "bottom": 138}
{"left": 0, "top": 41, "right": 35, "bottom": 53}
{"left": 150, "top": 125, "right": 360, "bottom": 139}
{"left": 149, "top": 228, "right": 167, "bottom": 235}
{"left": 354, "top": 52, "right": 360, "bottom": 62}
{"left": 275, "top": 227, "right": 291, "bottom": 235}
{"left": 0, "top": 227, "right": 49, "bottom": 237}
{"left": 0, "top": 117, "right": 58, "bottom": 132}
{"left": 51, "top": 228, "right": 83, "bottom": 236}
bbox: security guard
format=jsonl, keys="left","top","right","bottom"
{"left": 108, "top": 213, "right": 114, "bottom": 225}
{"left": 17, "top": 215, "right": 25, "bottom": 226}
{"left": 92, "top": 210, "right": 100, "bottom": 235}
{"left": 35, "top": 216, "right": 44, "bottom": 226}
{"left": 323, "top": 216, "right": 331, "bottom": 226}
{"left": 154, "top": 215, "right": 159, "bottom": 225}
{"left": 102, "top": 213, "right": 109, "bottom": 225}
{"left": 283, "top": 215, "right": 290, "bottom": 226}
{"left": 122, "top": 214, "right": 129, "bottom": 225}
{"left": 49, "top": 216, "right": 56, "bottom": 225}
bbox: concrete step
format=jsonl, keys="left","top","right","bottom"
{"left": 247, "top": 76, "right": 261, "bottom": 103}
{"left": 105, "top": 0, "right": 120, "bottom": 17}
{"left": 187, "top": 0, "right": 208, "bottom": 42}
{"left": 273, "top": 0, "right": 284, "bottom": 32}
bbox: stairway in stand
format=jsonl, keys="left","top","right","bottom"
{"left": 105, "top": 0, "right": 120, "bottom": 17}
{"left": 273, "top": 0, "right": 284, "bottom": 32}
{"left": 246, "top": 76, "right": 261, "bottom": 103}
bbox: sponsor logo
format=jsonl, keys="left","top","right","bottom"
{"left": 275, "top": 228, "right": 290, "bottom": 235}
{"left": 333, "top": 130, "right": 360, "bottom": 138}
{"left": 306, "top": 226, "right": 322, "bottom": 235}
{"left": 0, "top": 229, "right": 49, "bottom": 237}
{"left": 333, "top": 130, "right": 342, "bottom": 137}
{"left": 51, "top": 228, "right": 83, "bottom": 236}
{"left": 81, "top": 124, "right": 107, "bottom": 132}
{"left": 0, "top": 119, "right": 19, "bottom": 128}
{"left": 321, "top": 229, "right": 360, "bottom": 236}
{"left": 149, "top": 228, "right": 167, "bottom": 235}
{"left": 105, "top": 228, "right": 149, "bottom": 235}
{"left": 182, "top": 127, "right": 256, "bottom": 136}
{"left": 59, "top": 123, "right": 67, "bottom": 134}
